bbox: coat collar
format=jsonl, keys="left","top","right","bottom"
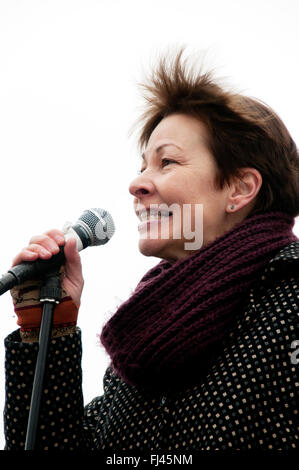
{"left": 269, "top": 240, "right": 299, "bottom": 264}
{"left": 260, "top": 240, "right": 299, "bottom": 282}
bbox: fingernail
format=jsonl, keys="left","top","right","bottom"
{"left": 54, "top": 235, "right": 65, "bottom": 244}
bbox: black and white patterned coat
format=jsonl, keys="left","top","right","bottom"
{"left": 4, "top": 242, "right": 299, "bottom": 451}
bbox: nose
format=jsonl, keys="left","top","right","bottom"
{"left": 128, "top": 172, "right": 156, "bottom": 198}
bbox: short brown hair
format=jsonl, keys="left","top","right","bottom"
{"left": 136, "top": 49, "right": 299, "bottom": 217}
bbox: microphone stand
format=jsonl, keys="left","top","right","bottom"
{"left": 24, "top": 270, "right": 62, "bottom": 450}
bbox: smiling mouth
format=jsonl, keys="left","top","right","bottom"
{"left": 138, "top": 210, "right": 173, "bottom": 222}
{"left": 137, "top": 211, "right": 173, "bottom": 235}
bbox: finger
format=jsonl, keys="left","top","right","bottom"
{"left": 11, "top": 244, "right": 51, "bottom": 267}
{"left": 29, "top": 234, "right": 61, "bottom": 255}
{"left": 11, "top": 249, "right": 39, "bottom": 267}
{"left": 26, "top": 243, "right": 53, "bottom": 259}
{"left": 44, "top": 229, "right": 66, "bottom": 245}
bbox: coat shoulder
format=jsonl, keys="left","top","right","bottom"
{"left": 258, "top": 241, "right": 299, "bottom": 285}
{"left": 269, "top": 240, "right": 299, "bottom": 265}
{"left": 253, "top": 238, "right": 298, "bottom": 295}
{"left": 269, "top": 240, "right": 299, "bottom": 264}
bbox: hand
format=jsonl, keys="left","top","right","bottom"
{"left": 12, "top": 230, "right": 84, "bottom": 307}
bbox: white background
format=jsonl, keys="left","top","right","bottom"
{"left": 0, "top": 0, "right": 298, "bottom": 449}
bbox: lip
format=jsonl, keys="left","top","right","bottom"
{"left": 137, "top": 214, "right": 173, "bottom": 232}
{"left": 135, "top": 206, "right": 173, "bottom": 221}
{"left": 138, "top": 219, "right": 159, "bottom": 232}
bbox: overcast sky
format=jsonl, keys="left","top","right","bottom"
{"left": 0, "top": 0, "right": 298, "bottom": 449}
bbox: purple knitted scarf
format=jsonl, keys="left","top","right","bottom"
{"left": 100, "top": 211, "right": 297, "bottom": 390}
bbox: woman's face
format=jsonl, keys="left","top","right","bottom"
{"left": 129, "top": 113, "right": 233, "bottom": 262}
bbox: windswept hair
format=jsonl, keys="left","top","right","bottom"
{"left": 136, "top": 48, "right": 299, "bottom": 217}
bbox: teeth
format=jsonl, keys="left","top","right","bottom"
{"left": 139, "top": 210, "right": 172, "bottom": 221}
{"left": 140, "top": 212, "right": 148, "bottom": 221}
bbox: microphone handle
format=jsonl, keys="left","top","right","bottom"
{"left": 0, "top": 246, "right": 66, "bottom": 296}
{"left": 0, "top": 272, "right": 17, "bottom": 295}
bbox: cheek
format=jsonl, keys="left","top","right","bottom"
{"left": 192, "top": 174, "right": 221, "bottom": 204}
{"left": 182, "top": 179, "right": 214, "bottom": 205}
{"left": 161, "top": 171, "right": 218, "bottom": 207}
{"left": 159, "top": 178, "right": 186, "bottom": 202}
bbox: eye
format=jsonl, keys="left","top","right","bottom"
{"left": 161, "top": 158, "right": 176, "bottom": 168}
{"left": 137, "top": 158, "right": 176, "bottom": 175}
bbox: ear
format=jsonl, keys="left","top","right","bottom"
{"left": 227, "top": 168, "right": 262, "bottom": 213}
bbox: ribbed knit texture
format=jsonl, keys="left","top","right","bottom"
{"left": 100, "top": 211, "right": 298, "bottom": 390}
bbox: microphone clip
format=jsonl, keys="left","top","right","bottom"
{"left": 39, "top": 271, "right": 62, "bottom": 304}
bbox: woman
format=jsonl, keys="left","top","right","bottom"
{"left": 4, "top": 50, "right": 299, "bottom": 450}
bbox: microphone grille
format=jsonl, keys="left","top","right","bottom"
{"left": 78, "top": 208, "right": 115, "bottom": 246}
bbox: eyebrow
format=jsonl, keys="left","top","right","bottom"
{"left": 141, "top": 143, "right": 182, "bottom": 161}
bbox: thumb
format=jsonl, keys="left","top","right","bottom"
{"left": 61, "top": 238, "right": 84, "bottom": 308}
{"left": 63, "top": 238, "right": 82, "bottom": 273}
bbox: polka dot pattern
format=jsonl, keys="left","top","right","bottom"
{"left": 4, "top": 330, "right": 86, "bottom": 450}
{"left": 4, "top": 242, "right": 299, "bottom": 450}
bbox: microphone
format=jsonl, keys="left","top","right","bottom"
{"left": 0, "top": 208, "right": 115, "bottom": 296}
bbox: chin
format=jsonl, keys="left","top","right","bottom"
{"left": 138, "top": 239, "right": 179, "bottom": 262}
{"left": 138, "top": 239, "right": 163, "bottom": 258}
{"left": 138, "top": 238, "right": 166, "bottom": 258}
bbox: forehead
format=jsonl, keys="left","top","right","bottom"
{"left": 145, "top": 113, "right": 209, "bottom": 154}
